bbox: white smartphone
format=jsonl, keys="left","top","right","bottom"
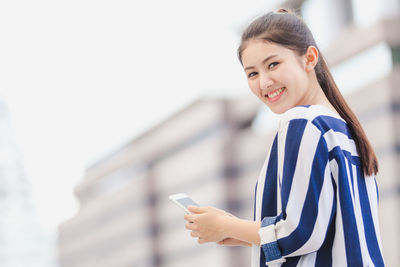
{"left": 169, "top": 193, "right": 199, "bottom": 214}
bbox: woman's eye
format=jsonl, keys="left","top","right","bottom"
{"left": 268, "top": 62, "right": 279, "bottom": 69}
{"left": 247, "top": 72, "right": 257, "bottom": 78}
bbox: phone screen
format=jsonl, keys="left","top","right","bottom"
{"left": 177, "top": 197, "right": 199, "bottom": 209}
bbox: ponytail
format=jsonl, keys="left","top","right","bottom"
{"left": 315, "top": 55, "right": 378, "bottom": 176}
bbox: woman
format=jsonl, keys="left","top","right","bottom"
{"left": 183, "top": 8, "right": 384, "bottom": 267}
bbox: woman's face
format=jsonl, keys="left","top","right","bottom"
{"left": 241, "top": 40, "right": 314, "bottom": 114}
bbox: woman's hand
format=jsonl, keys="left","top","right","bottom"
{"left": 183, "top": 206, "right": 233, "bottom": 244}
{"left": 218, "top": 238, "right": 252, "bottom": 247}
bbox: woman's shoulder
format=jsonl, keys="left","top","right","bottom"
{"left": 279, "top": 105, "right": 346, "bottom": 132}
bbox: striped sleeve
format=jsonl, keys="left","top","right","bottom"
{"left": 259, "top": 118, "right": 335, "bottom": 265}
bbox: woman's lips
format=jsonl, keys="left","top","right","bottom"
{"left": 265, "top": 87, "right": 286, "bottom": 103}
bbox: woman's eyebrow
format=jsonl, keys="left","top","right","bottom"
{"left": 244, "top": 54, "right": 278, "bottom": 71}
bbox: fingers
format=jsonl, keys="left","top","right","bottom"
{"left": 183, "top": 207, "right": 206, "bottom": 222}
{"left": 183, "top": 213, "right": 197, "bottom": 222}
{"left": 187, "top": 205, "right": 205, "bottom": 214}
{"left": 183, "top": 206, "right": 225, "bottom": 245}
{"left": 185, "top": 222, "right": 197, "bottom": 231}
{"left": 188, "top": 230, "right": 205, "bottom": 243}
{"left": 217, "top": 238, "right": 227, "bottom": 245}
{"left": 218, "top": 238, "right": 232, "bottom": 246}
{"left": 190, "top": 231, "right": 197, "bottom": 237}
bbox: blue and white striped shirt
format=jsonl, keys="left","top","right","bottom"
{"left": 251, "top": 105, "right": 384, "bottom": 267}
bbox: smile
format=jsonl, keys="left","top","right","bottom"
{"left": 266, "top": 87, "right": 286, "bottom": 102}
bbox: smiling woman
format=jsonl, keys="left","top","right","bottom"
{"left": 240, "top": 41, "right": 331, "bottom": 114}
{"left": 183, "top": 8, "right": 384, "bottom": 267}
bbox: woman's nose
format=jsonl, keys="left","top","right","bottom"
{"left": 260, "top": 75, "right": 273, "bottom": 90}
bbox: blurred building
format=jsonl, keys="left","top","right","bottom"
{"left": 58, "top": 3, "right": 400, "bottom": 267}
{"left": 0, "top": 99, "right": 57, "bottom": 267}
{"left": 58, "top": 95, "right": 265, "bottom": 267}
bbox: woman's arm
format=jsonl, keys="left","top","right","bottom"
{"left": 184, "top": 206, "right": 261, "bottom": 245}
{"left": 223, "top": 215, "right": 261, "bottom": 245}
{"left": 218, "top": 238, "right": 252, "bottom": 247}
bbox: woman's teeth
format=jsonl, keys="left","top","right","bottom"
{"left": 268, "top": 87, "right": 285, "bottom": 98}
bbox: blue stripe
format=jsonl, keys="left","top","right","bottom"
{"left": 278, "top": 135, "right": 330, "bottom": 255}
{"left": 375, "top": 179, "right": 379, "bottom": 204}
{"left": 333, "top": 147, "right": 363, "bottom": 266}
{"left": 312, "top": 116, "right": 352, "bottom": 139}
{"left": 262, "top": 135, "right": 278, "bottom": 217}
{"left": 315, "top": 174, "right": 337, "bottom": 267}
{"left": 328, "top": 149, "right": 360, "bottom": 164}
{"left": 260, "top": 135, "right": 278, "bottom": 267}
{"left": 352, "top": 155, "right": 361, "bottom": 165}
{"left": 282, "top": 256, "right": 301, "bottom": 266}
{"left": 346, "top": 152, "right": 355, "bottom": 197}
{"left": 260, "top": 247, "right": 266, "bottom": 267}
{"left": 254, "top": 181, "right": 258, "bottom": 221}
{"left": 281, "top": 119, "right": 308, "bottom": 214}
{"left": 357, "top": 169, "right": 385, "bottom": 266}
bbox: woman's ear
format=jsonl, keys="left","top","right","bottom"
{"left": 304, "top": 46, "right": 319, "bottom": 72}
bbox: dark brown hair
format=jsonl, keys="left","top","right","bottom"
{"left": 238, "top": 8, "right": 378, "bottom": 176}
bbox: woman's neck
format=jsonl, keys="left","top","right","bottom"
{"left": 306, "top": 71, "right": 339, "bottom": 115}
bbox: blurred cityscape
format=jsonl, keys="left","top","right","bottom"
{"left": 1, "top": 0, "right": 399, "bottom": 266}
{"left": 58, "top": 1, "right": 400, "bottom": 266}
